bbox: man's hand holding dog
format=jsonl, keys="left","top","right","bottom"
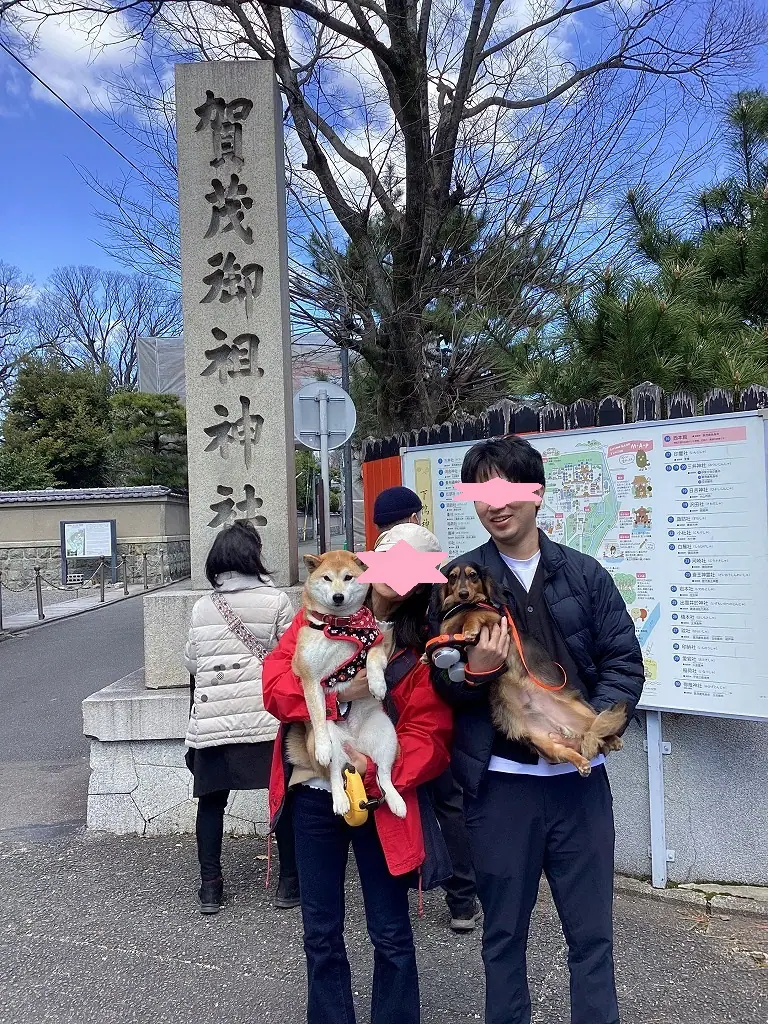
{"left": 466, "top": 618, "right": 510, "bottom": 674}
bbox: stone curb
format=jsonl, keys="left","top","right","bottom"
{"left": 2, "top": 579, "right": 185, "bottom": 636}
{"left": 615, "top": 875, "right": 768, "bottom": 918}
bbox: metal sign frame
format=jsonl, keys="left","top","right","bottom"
{"left": 59, "top": 519, "right": 118, "bottom": 585}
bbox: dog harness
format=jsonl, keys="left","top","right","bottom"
{"left": 426, "top": 601, "right": 567, "bottom": 692}
{"left": 307, "top": 605, "right": 383, "bottom": 689}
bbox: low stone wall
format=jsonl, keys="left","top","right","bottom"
{"left": 0, "top": 543, "right": 60, "bottom": 586}
{"left": 0, "top": 538, "right": 190, "bottom": 587}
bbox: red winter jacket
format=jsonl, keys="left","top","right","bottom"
{"left": 263, "top": 610, "right": 453, "bottom": 877}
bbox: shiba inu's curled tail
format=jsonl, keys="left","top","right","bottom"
{"left": 581, "top": 703, "right": 627, "bottom": 761}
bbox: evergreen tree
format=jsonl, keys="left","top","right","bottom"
{"left": 510, "top": 90, "right": 768, "bottom": 404}
{"left": 109, "top": 392, "right": 187, "bottom": 488}
{"left": 2, "top": 358, "right": 113, "bottom": 488}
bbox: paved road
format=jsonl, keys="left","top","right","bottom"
{"left": 0, "top": 598, "right": 144, "bottom": 837}
{"left": 2, "top": 830, "right": 766, "bottom": 1024}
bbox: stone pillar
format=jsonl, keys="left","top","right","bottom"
{"left": 175, "top": 61, "right": 298, "bottom": 588}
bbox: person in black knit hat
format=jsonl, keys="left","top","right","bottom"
{"left": 373, "top": 486, "right": 423, "bottom": 530}
{"left": 372, "top": 486, "right": 481, "bottom": 933}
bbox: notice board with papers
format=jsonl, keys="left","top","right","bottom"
{"left": 401, "top": 410, "right": 768, "bottom": 721}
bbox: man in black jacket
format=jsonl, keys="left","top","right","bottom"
{"left": 431, "top": 436, "right": 644, "bottom": 1024}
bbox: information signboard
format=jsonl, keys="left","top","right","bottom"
{"left": 60, "top": 520, "right": 118, "bottom": 584}
{"left": 401, "top": 411, "right": 768, "bottom": 721}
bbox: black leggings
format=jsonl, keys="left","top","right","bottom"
{"left": 196, "top": 790, "right": 297, "bottom": 884}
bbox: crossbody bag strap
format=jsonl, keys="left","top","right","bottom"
{"left": 211, "top": 591, "right": 270, "bottom": 662}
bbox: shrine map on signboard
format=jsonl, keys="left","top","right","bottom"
{"left": 536, "top": 444, "right": 619, "bottom": 555}
{"left": 402, "top": 413, "right": 768, "bottom": 720}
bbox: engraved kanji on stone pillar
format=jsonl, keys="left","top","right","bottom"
{"left": 176, "top": 61, "right": 298, "bottom": 587}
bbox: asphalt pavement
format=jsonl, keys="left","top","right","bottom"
{"left": 2, "top": 829, "right": 766, "bottom": 1024}
{"left": 0, "top": 597, "right": 144, "bottom": 837}
{"left": 1, "top": 579, "right": 766, "bottom": 1023}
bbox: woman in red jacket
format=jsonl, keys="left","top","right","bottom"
{"left": 262, "top": 524, "right": 452, "bottom": 1024}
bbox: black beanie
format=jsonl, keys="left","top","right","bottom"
{"left": 373, "top": 486, "right": 423, "bottom": 527}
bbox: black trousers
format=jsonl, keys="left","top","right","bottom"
{"left": 196, "top": 789, "right": 298, "bottom": 885}
{"left": 292, "top": 786, "right": 418, "bottom": 1024}
{"left": 428, "top": 768, "right": 477, "bottom": 915}
{"left": 465, "top": 766, "right": 618, "bottom": 1024}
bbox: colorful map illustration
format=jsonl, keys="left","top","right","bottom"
{"left": 537, "top": 444, "right": 619, "bottom": 556}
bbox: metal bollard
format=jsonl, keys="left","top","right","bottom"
{"left": 0, "top": 570, "right": 4, "bottom": 632}
{"left": 142, "top": 552, "right": 149, "bottom": 591}
{"left": 99, "top": 559, "right": 106, "bottom": 603}
{"left": 160, "top": 550, "right": 166, "bottom": 585}
{"left": 121, "top": 556, "right": 129, "bottom": 596}
{"left": 34, "top": 567, "right": 45, "bottom": 621}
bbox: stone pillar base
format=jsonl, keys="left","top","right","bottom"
{"left": 83, "top": 670, "right": 270, "bottom": 836}
{"left": 143, "top": 582, "right": 304, "bottom": 688}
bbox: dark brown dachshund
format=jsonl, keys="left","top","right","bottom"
{"left": 431, "top": 562, "right": 626, "bottom": 776}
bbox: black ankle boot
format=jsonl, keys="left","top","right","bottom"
{"left": 198, "top": 878, "right": 224, "bottom": 914}
{"left": 274, "top": 876, "right": 300, "bottom": 909}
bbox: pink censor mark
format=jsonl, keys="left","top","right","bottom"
{"left": 357, "top": 540, "right": 448, "bottom": 597}
{"left": 452, "top": 478, "right": 543, "bottom": 507}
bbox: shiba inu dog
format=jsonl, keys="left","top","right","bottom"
{"left": 290, "top": 550, "right": 406, "bottom": 819}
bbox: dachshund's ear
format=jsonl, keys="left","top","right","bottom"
{"left": 428, "top": 582, "right": 448, "bottom": 625}
{"left": 481, "top": 567, "right": 503, "bottom": 607}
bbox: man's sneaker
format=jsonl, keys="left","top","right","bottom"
{"left": 274, "top": 876, "right": 301, "bottom": 910}
{"left": 449, "top": 902, "right": 482, "bottom": 932}
{"left": 198, "top": 878, "right": 224, "bottom": 914}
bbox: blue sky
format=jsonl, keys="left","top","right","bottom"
{"left": 1, "top": 12, "right": 767, "bottom": 288}
{"left": 0, "top": 89, "right": 130, "bottom": 280}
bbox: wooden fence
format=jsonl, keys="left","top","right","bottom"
{"left": 361, "top": 381, "right": 768, "bottom": 463}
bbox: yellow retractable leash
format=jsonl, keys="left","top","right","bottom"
{"left": 342, "top": 763, "right": 384, "bottom": 827}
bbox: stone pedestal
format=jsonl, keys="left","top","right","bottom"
{"left": 143, "top": 582, "right": 304, "bottom": 688}
{"left": 84, "top": 671, "right": 270, "bottom": 835}
{"left": 85, "top": 583, "right": 305, "bottom": 831}
{"left": 143, "top": 585, "right": 207, "bottom": 689}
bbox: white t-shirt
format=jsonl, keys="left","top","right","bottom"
{"left": 491, "top": 547, "right": 605, "bottom": 777}
{"left": 499, "top": 550, "right": 541, "bottom": 591}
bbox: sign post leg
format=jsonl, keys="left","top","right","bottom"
{"left": 646, "top": 710, "right": 669, "bottom": 888}
{"left": 317, "top": 390, "right": 332, "bottom": 553}
{"left": 340, "top": 346, "right": 355, "bottom": 552}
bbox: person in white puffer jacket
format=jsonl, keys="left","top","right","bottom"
{"left": 184, "top": 519, "right": 297, "bottom": 914}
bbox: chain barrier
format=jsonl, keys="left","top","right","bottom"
{"left": 0, "top": 553, "right": 190, "bottom": 630}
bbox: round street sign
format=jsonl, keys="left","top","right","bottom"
{"left": 293, "top": 381, "right": 357, "bottom": 452}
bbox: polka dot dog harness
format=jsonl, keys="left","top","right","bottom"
{"left": 307, "top": 605, "right": 384, "bottom": 690}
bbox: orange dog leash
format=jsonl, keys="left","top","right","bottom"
{"left": 502, "top": 607, "right": 567, "bottom": 692}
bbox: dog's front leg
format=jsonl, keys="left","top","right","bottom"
{"left": 303, "top": 678, "right": 334, "bottom": 766}
{"left": 328, "top": 725, "right": 351, "bottom": 816}
{"left": 365, "top": 643, "right": 388, "bottom": 701}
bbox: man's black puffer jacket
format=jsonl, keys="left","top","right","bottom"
{"left": 431, "top": 530, "right": 645, "bottom": 798}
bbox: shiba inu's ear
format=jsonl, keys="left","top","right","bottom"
{"left": 303, "top": 554, "right": 323, "bottom": 572}
{"left": 352, "top": 556, "right": 367, "bottom": 573}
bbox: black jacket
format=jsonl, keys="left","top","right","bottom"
{"left": 431, "top": 530, "right": 645, "bottom": 797}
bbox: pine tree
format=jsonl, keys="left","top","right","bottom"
{"left": 509, "top": 90, "right": 768, "bottom": 404}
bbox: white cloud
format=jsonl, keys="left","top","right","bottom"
{"left": 6, "top": 10, "right": 138, "bottom": 111}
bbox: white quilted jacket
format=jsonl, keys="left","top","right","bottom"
{"left": 184, "top": 572, "right": 295, "bottom": 749}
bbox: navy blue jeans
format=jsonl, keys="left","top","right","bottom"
{"left": 465, "top": 766, "right": 619, "bottom": 1024}
{"left": 291, "top": 786, "right": 419, "bottom": 1024}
